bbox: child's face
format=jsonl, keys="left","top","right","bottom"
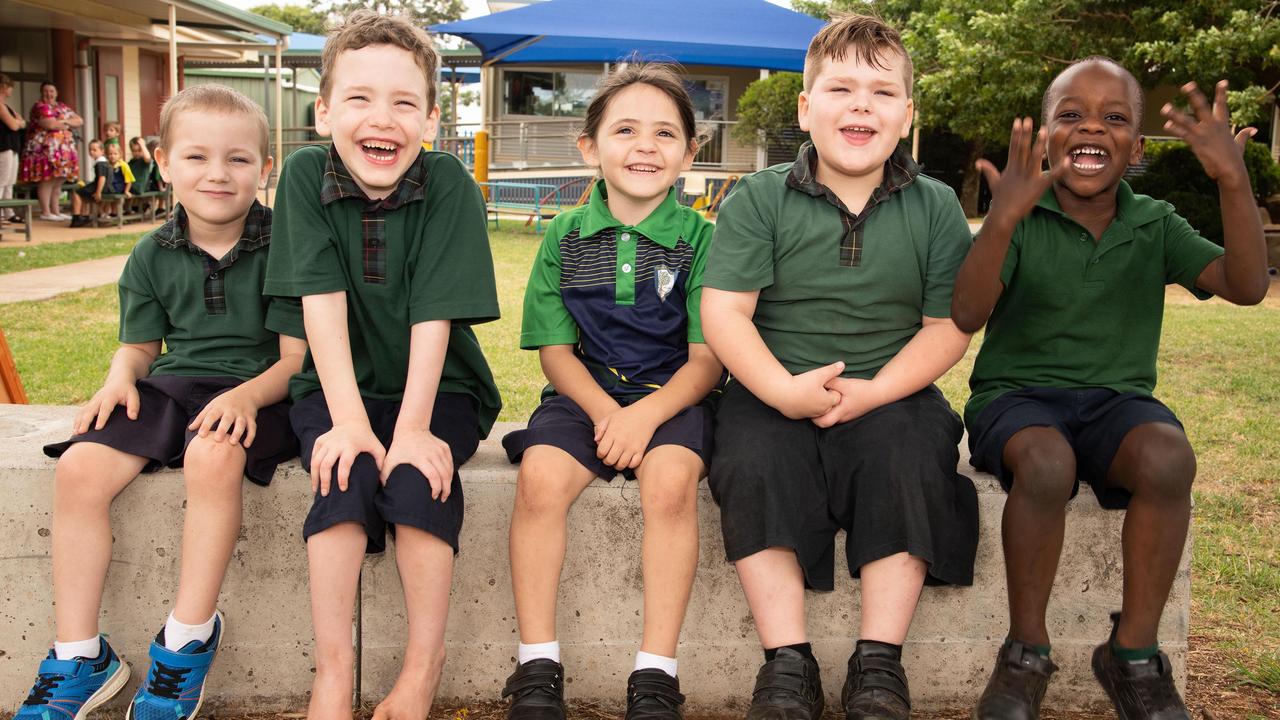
{"left": 155, "top": 111, "right": 273, "bottom": 229}
{"left": 1044, "top": 62, "right": 1144, "bottom": 200}
{"left": 131, "top": 142, "right": 145, "bottom": 159}
{"left": 315, "top": 44, "right": 439, "bottom": 201}
{"left": 106, "top": 144, "right": 121, "bottom": 163}
{"left": 577, "top": 83, "right": 695, "bottom": 209}
{"left": 798, "top": 48, "right": 913, "bottom": 184}
{"left": 89, "top": 142, "right": 103, "bottom": 158}
{"left": 106, "top": 126, "right": 119, "bottom": 139}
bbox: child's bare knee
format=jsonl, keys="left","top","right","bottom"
{"left": 514, "top": 462, "right": 578, "bottom": 517}
{"left": 1008, "top": 439, "right": 1076, "bottom": 508}
{"left": 639, "top": 469, "right": 698, "bottom": 521}
{"left": 1125, "top": 427, "right": 1196, "bottom": 499}
{"left": 184, "top": 437, "right": 247, "bottom": 480}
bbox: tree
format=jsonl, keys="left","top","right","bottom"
{"left": 789, "top": 1, "right": 1280, "bottom": 215}
{"left": 250, "top": 4, "right": 328, "bottom": 34}
{"left": 312, "top": 0, "right": 466, "bottom": 27}
{"left": 732, "top": 72, "right": 808, "bottom": 159}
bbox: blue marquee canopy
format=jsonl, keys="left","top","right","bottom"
{"left": 431, "top": 0, "right": 825, "bottom": 72}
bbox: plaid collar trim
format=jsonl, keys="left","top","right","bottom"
{"left": 320, "top": 143, "right": 429, "bottom": 210}
{"left": 151, "top": 200, "right": 272, "bottom": 254}
{"left": 785, "top": 141, "right": 919, "bottom": 207}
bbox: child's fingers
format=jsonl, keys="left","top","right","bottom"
{"left": 335, "top": 451, "right": 355, "bottom": 492}
{"left": 593, "top": 417, "right": 610, "bottom": 443}
{"left": 94, "top": 399, "right": 114, "bottom": 430}
{"left": 1234, "top": 127, "right": 1257, "bottom": 152}
{"left": 1182, "top": 82, "right": 1212, "bottom": 122}
{"left": 125, "top": 389, "right": 140, "bottom": 420}
{"left": 596, "top": 433, "right": 615, "bottom": 460}
{"left": 1030, "top": 127, "right": 1049, "bottom": 171}
{"left": 367, "top": 439, "right": 387, "bottom": 470}
{"left": 975, "top": 159, "right": 1001, "bottom": 190}
{"left": 310, "top": 447, "right": 324, "bottom": 493}
{"left": 227, "top": 416, "right": 247, "bottom": 445}
{"left": 242, "top": 420, "right": 256, "bottom": 448}
{"left": 1212, "top": 80, "right": 1229, "bottom": 122}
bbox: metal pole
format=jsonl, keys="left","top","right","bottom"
{"left": 275, "top": 39, "right": 284, "bottom": 167}
{"left": 756, "top": 69, "right": 769, "bottom": 171}
{"left": 475, "top": 130, "right": 489, "bottom": 194}
{"left": 168, "top": 4, "right": 178, "bottom": 94}
{"left": 911, "top": 109, "right": 920, "bottom": 161}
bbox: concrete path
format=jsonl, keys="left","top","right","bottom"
{"left": 0, "top": 254, "right": 126, "bottom": 304}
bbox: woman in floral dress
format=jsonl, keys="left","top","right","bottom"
{"left": 20, "top": 81, "right": 82, "bottom": 220}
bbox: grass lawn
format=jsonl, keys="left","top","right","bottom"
{"left": 0, "top": 228, "right": 1276, "bottom": 714}
{"left": 0, "top": 232, "right": 142, "bottom": 275}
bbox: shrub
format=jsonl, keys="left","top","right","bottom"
{"left": 733, "top": 72, "right": 808, "bottom": 158}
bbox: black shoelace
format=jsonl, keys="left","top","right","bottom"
{"left": 148, "top": 663, "right": 191, "bottom": 700}
{"left": 24, "top": 675, "right": 62, "bottom": 705}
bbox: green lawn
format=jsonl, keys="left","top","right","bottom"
{"left": 0, "top": 232, "right": 143, "bottom": 275}
{"left": 0, "top": 228, "right": 1276, "bottom": 701}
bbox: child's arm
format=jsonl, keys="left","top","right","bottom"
{"left": 951, "top": 118, "right": 1064, "bottom": 332}
{"left": 74, "top": 341, "right": 161, "bottom": 435}
{"left": 701, "top": 287, "right": 843, "bottom": 419}
{"left": 813, "top": 317, "right": 970, "bottom": 427}
{"left": 380, "top": 319, "right": 454, "bottom": 500}
{"left": 540, "top": 345, "right": 623, "bottom": 422}
{"left": 303, "top": 291, "right": 386, "bottom": 495}
{"left": 93, "top": 174, "right": 106, "bottom": 202}
{"left": 593, "top": 344, "right": 723, "bottom": 471}
{"left": 188, "top": 334, "right": 306, "bottom": 447}
{"left": 1164, "top": 81, "right": 1269, "bottom": 306}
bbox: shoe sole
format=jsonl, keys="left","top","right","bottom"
{"left": 125, "top": 610, "right": 224, "bottom": 720}
{"left": 73, "top": 660, "right": 131, "bottom": 720}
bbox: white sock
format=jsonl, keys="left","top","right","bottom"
{"left": 164, "top": 612, "right": 216, "bottom": 651}
{"left": 53, "top": 637, "right": 101, "bottom": 661}
{"left": 518, "top": 640, "right": 561, "bottom": 665}
{"left": 635, "top": 650, "right": 678, "bottom": 678}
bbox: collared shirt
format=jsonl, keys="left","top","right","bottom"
{"left": 118, "top": 199, "right": 304, "bottom": 380}
{"left": 703, "top": 142, "right": 972, "bottom": 379}
{"left": 319, "top": 144, "right": 428, "bottom": 284}
{"left": 265, "top": 144, "right": 502, "bottom": 436}
{"left": 520, "top": 179, "right": 720, "bottom": 399}
{"left": 965, "top": 181, "right": 1225, "bottom": 427}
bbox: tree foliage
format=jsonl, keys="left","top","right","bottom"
{"left": 250, "top": 4, "right": 328, "bottom": 34}
{"left": 732, "top": 72, "right": 808, "bottom": 157}
{"left": 313, "top": 0, "right": 466, "bottom": 28}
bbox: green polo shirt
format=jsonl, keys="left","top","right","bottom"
{"left": 703, "top": 142, "right": 972, "bottom": 378}
{"left": 118, "top": 201, "right": 305, "bottom": 380}
{"left": 264, "top": 144, "right": 502, "bottom": 436}
{"left": 521, "top": 180, "right": 717, "bottom": 398}
{"left": 964, "top": 181, "right": 1225, "bottom": 427}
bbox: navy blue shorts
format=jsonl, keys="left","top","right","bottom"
{"left": 292, "top": 390, "right": 481, "bottom": 554}
{"left": 43, "top": 374, "right": 296, "bottom": 486}
{"left": 967, "top": 387, "right": 1185, "bottom": 510}
{"left": 501, "top": 394, "right": 714, "bottom": 481}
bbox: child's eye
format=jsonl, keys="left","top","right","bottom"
{"left": 347, "top": 95, "right": 369, "bottom": 103}
{"left": 230, "top": 156, "right": 250, "bottom": 164}
{"left": 1057, "top": 111, "right": 1080, "bottom": 120}
{"left": 185, "top": 154, "right": 205, "bottom": 161}
{"left": 1106, "top": 113, "right": 1128, "bottom": 123}
{"left": 658, "top": 129, "right": 675, "bottom": 138}
{"left": 396, "top": 100, "right": 418, "bottom": 108}
{"left": 875, "top": 89, "right": 895, "bottom": 96}
{"left": 616, "top": 126, "right": 634, "bottom": 135}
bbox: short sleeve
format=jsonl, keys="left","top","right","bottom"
{"left": 683, "top": 217, "right": 714, "bottom": 343}
{"left": 116, "top": 252, "right": 167, "bottom": 344}
{"left": 264, "top": 147, "right": 347, "bottom": 297}
{"left": 998, "top": 225, "right": 1022, "bottom": 287}
{"left": 519, "top": 225, "right": 577, "bottom": 349}
{"left": 407, "top": 157, "right": 500, "bottom": 325}
{"left": 921, "top": 185, "right": 973, "bottom": 318}
{"left": 265, "top": 295, "right": 306, "bottom": 339}
{"left": 702, "top": 179, "right": 776, "bottom": 291}
{"left": 1162, "top": 212, "right": 1224, "bottom": 299}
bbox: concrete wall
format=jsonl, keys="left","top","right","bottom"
{"left": 0, "top": 404, "right": 1190, "bottom": 715}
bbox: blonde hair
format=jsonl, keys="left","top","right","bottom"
{"left": 0, "top": 73, "right": 12, "bottom": 90}
{"left": 320, "top": 9, "right": 440, "bottom": 108}
{"left": 159, "top": 84, "right": 270, "bottom": 159}
{"left": 803, "top": 13, "right": 913, "bottom": 95}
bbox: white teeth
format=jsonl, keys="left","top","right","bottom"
{"left": 844, "top": 126, "right": 874, "bottom": 132}
{"left": 363, "top": 141, "right": 396, "bottom": 151}
{"left": 1072, "top": 146, "right": 1108, "bottom": 157}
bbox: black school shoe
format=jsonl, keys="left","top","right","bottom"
{"left": 972, "top": 639, "right": 1058, "bottom": 719}
{"left": 1092, "top": 612, "right": 1191, "bottom": 720}
{"left": 842, "top": 642, "right": 910, "bottom": 720}
{"left": 746, "top": 648, "right": 825, "bottom": 720}
{"left": 501, "top": 658, "right": 566, "bottom": 720}
{"left": 625, "top": 669, "right": 685, "bottom": 720}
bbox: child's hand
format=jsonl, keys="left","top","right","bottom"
{"left": 74, "top": 379, "right": 139, "bottom": 434}
{"left": 93, "top": 192, "right": 102, "bottom": 202}
{"left": 187, "top": 387, "right": 258, "bottom": 447}
{"left": 812, "top": 377, "right": 882, "bottom": 428}
{"left": 977, "top": 118, "right": 1064, "bottom": 230}
{"left": 594, "top": 403, "right": 662, "bottom": 470}
{"left": 1161, "top": 81, "right": 1255, "bottom": 187}
{"left": 310, "top": 422, "right": 386, "bottom": 496}
{"left": 381, "top": 427, "right": 454, "bottom": 501}
{"left": 777, "top": 361, "right": 845, "bottom": 420}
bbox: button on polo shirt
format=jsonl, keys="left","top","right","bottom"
{"left": 520, "top": 180, "right": 718, "bottom": 399}
{"left": 118, "top": 200, "right": 305, "bottom": 380}
{"left": 703, "top": 142, "right": 973, "bottom": 379}
{"left": 964, "top": 181, "right": 1225, "bottom": 427}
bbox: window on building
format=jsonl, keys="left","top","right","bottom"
{"left": 503, "top": 69, "right": 599, "bottom": 117}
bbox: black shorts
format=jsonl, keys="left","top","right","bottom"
{"left": 501, "top": 394, "right": 714, "bottom": 481}
{"left": 708, "top": 382, "right": 977, "bottom": 591}
{"left": 42, "top": 374, "right": 297, "bottom": 486}
{"left": 967, "top": 387, "right": 1185, "bottom": 510}
{"left": 293, "top": 390, "right": 481, "bottom": 554}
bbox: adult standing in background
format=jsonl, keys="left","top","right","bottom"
{"left": 20, "top": 81, "right": 82, "bottom": 221}
{"left": 0, "top": 74, "right": 26, "bottom": 224}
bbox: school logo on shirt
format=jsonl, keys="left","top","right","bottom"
{"left": 655, "top": 265, "right": 677, "bottom": 302}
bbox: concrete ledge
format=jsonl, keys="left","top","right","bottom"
{"left": 0, "top": 404, "right": 1189, "bottom": 713}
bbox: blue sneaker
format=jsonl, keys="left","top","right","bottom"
{"left": 16, "top": 636, "right": 130, "bottom": 720}
{"left": 126, "top": 612, "right": 223, "bottom": 720}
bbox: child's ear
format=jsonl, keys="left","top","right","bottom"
{"left": 1129, "top": 134, "right": 1145, "bottom": 166}
{"left": 577, "top": 134, "right": 600, "bottom": 168}
{"left": 314, "top": 96, "right": 332, "bottom": 137}
{"left": 422, "top": 104, "right": 441, "bottom": 144}
{"left": 259, "top": 155, "right": 275, "bottom": 188}
{"left": 797, "top": 90, "right": 811, "bottom": 133}
{"left": 154, "top": 146, "right": 171, "bottom": 183}
{"left": 899, "top": 98, "right": 915, "bottom": 139}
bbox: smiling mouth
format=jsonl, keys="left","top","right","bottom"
{"left": 626, "top": 163, "right": 661, "bottom": 174}
{"left": 839, "top": 125, "right": 878, "bottom": 145}
{"left": 1069, "top": 145, "right": 1110, "bottom": 173}
{"left": 360, "top": 140, "right": 400, "bottom": 165}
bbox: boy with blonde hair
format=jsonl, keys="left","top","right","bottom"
{"left": 21, "top": 83, "right": 304, "bottom": 720}
{"left": 265, "top": 10, "right": 501, "bottom": 720}
{"left": 701, "top": 14, "right": 978, "bottom": 720}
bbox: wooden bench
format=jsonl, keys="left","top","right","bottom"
{"left": 0, "top": 198, "right": 39, "bottom": 242}
{"left": 479, "top": 181, "right": 565, "bottom": 233}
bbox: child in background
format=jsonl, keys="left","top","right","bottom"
{"left": 103, "top": 121, "right": 121, "bottom": 147}
{"left": 69, "top": 139, "right": 109, "bottom": 227}
{"left": 500, "top": 63, "right": 723, "bottom": 720}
